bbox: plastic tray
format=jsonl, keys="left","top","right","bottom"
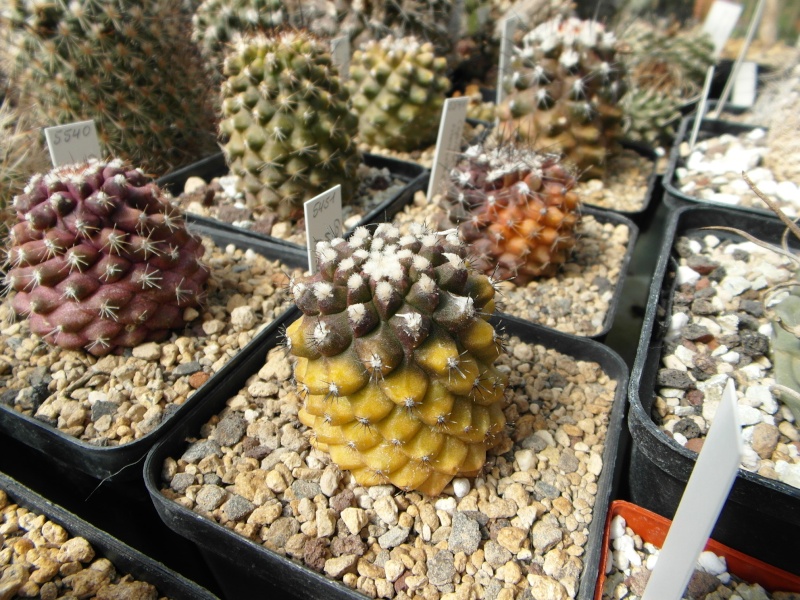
{"left": 156, "top": 152, "right": 429, "bottom": 251}
{"left": 0, "top": 471, "right": 220, "bottom": 599}
{"left": 0, "top": 221, "right": 307, "bottom": 483}
{"left": 663, "top": 117, "right": 768, "bottom": 214}
{"left": 144, "top": 310, "right": 630, "bottom": 600}
{"left": 629, "top": 204, "right": 800, "bottom": 575}
{"left": 594, "top": 500, "right": 800, "bottom": 600}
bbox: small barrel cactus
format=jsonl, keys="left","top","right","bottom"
{"left": 5, "top": 160, "right": 209, "bottom": 357}
{"left": 219, "top": 31, "right": 362, "bottom": 222}
{"left": 348, "top": 36, "right": 451, "bottom": 153}
{"left": 440, "top": 143, "right": 581, "bottom": 284}
{"left": 285, "top": 223, "right": 508, "bottom": 496}
{"left": 497, "top": 17, "right": 627, "bottom": 180}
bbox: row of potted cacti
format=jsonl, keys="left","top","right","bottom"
{"left": 0, "top": 1, "right": 798, "bottom": 600}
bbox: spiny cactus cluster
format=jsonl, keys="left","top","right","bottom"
{"left": 618, "top": 20, "right": 715, "bottom": 146}
{"left": 497, "top": 17, "right": 627, "bottom": 180}
{"left": 3, "top": 0, "right": 217, "bottom": 175}
{"left": 192, "top": 0, "right": 285, "bottom": 76}
{"left": 286, "top": 223, "right": 508, "bottom": 496}
{"left": 219, "top": 30, "right": 361, "bottom": 222}
{"left": 348, "top": 36, "right": 451, "bottom": 153}
{"left": 5, "top": 160, "right": 209, "bottom": 357}
{"left": 441, "top": 142, "right": 581, "bottom": 284}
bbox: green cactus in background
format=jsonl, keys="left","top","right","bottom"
{"left": 621, "top": 87, "right": 682, "bottom": 147}
{"left": 191, "top": 0, "right": 285, "bottom": 77}
{"left": 497, "top": 17, "right": 627, "bottom": 180}
{"left": 219, "top": 31, "right": 362, "bottom": 222}
{"left": 348, "top": 36, "right": 451, "bottom": 153}
{"left": 2, "top": 0, "right": 218, "bottom": 176}
{"left": 286, "top": 223, "right": 508, "bottom": 496}
{"left": 5, "top": 159, "right": 209, "bottom": 356}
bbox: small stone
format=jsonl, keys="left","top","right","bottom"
{"left": 266, "top": 518, "right": 300, "bottom": 550}
{"left": 341, "top": 507, "right": 368, "bottom": 535}
{"left": 378, "top": 526, "right": 410, "bottom": 549}
{"left": 189, "top": 371, "right": 210, "bottom": 389}
{"left": 496, "top": 561, "right": 523, "bottom": 584}
{"left": 173, "top": 361, "right": 203, "bottom": 376}
{"left": 427, "top": 550, "right": 456, "bottom": 587}
{"left": 384, "top": 559, "right": 405, "bottom": 583}
{"left": 331, "top": 535, "right": 366, "bottom": 558}
{"left": 697, "top": 550, "right": 727, "bottom": 575}
{"left": 324, "top": 554, "right": 358, "bottom": 578}
{"left": 657, "top": 369, "right": 694, "bottom": 389}
{"left": 202, "top": 319, "right": 226, "bottom": 335}
{"left": 373, "top": 496, "right": 399, "bottom": 526}
{"left": 484, "top": 540, "right": 512, "bottom": 566}
{"left": 291, "top": 480, "right": 322, "bottom": 499}
{"left": 316, "top": 508, "right": 337, "bottom": 538}
{"left": 527, "top": 575, "right": 568, "bottom": 600}
{"left": 231, "top": 306, "right": 257, "bottom": 331}
{"left": 751, "top": 422, "right": 780, "bottom": 459}
{"left": 319, "top": 467, "right": 340, "bottom": 497}
{"left": 196, "top": 485, "right": 227, "bottom": 511}
{"left": 213, "top": 413, "right": 246, "bottom": 447}
{"left": 531, "top": 522, "right": 563, "bottom": 553}
{"left": 448, "top": 512, "right": 481, "bottom": 554}
{"left": 687, "top": 570, "right": 722, "bottom": 597}
{"left": 557, "top": 448, "right": 579, "bottom": 473}
{"left": 452, "top": 478, "right": 470, "bottom": 498}
{"left": 57, "top": 537, "right": 95, "bottom": 563}
{"left": 222, "top": 494, "right": 255, "bottom": 521}
{"left": 497, "top": 527, "right": 527, "bottom": 553}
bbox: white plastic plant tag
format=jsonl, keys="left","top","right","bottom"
{"left": 689, "top": 65, "right": 716, "bottom": 151}
{"left": 427, "top": 97, "right": 470, "bottom": 203}
{"left": 641, "top": 378, "right": 743, "bottom": 600}
{"left": 304, "top": 184, "right": 343, "bottom": 274}
{"left": 702, "top": 0, "right": 744, "bottom": 58}
{"left": 731, "top": 61, "right": 757, "bottom": 107}
{"left": 713, "top": 0, "right": 765, "bottom": 119}
{"left": 331, "top": 36, "right": 350, "bottom": 81}
{"left": 496, "top": 15, "right": 520, "bottom": 106}
{"left": 44, "top": 120, "right": 102, "bottom": 167}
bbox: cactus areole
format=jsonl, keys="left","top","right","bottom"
{"left": 5, "top": 160, "right": 209, "bottom": 357}
{"left": 286, "top": 224, "right": 508, "bottom": 496}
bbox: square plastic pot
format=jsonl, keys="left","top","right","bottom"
{"left": 143, "top": 310, "right": 630, "bottom": 600}
{"left": 663, "top": 117, "right": 767, "bottom": 214}
{"left": 156, "top": 152, "right": 429, "bottom": 252}
{"left": 629, "top": 204, "right": 800, "bottom": 575}
{"left": 0, "top": 221, "right": 307, "bottom": 484}
{"left": 0, "top": 471, "right": 220, "bottom": 599}
{"left": 594, "top": 500, "right": 800, "bottom": 600}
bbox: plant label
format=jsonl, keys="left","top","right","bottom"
{"left": 713, "top": 0, "right": 766, "bottom": 118}
{"left": 331, "top": 36, "right": 350, "bottom": 81}
{"left": 496, "top": 15, "right": 520, "bottom": 106}
{"left": 44, "top": 120, "right": 102, "bottom": 167}
{"left": 702, "top": 0, "right": 744, "bottom": 57}
{"left": 641, "top": 377, "right": 743, "bottom": 600}
{"left": 427, "top": 97, "right": 470, "bottom": 203}
{"left": 304, "top": 184, "right": 343, "bottom": 275}
{"left": 732, "top": 61, "right": 757, "bottom": 107}
{"left": 689, "top": 65, "right": 716, "bottom": 151}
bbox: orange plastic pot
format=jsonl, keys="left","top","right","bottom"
{"left": 595, "top": 501, "right": 800, "bottom": 600}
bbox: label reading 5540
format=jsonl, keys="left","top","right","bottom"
{"left": 44, "top": 120, "right": 102, "bottom": 167}
{"left": 304, "top": 184, "right": 343, "bottom": 274}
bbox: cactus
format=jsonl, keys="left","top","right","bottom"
{"left": 5, "top": 159, "right": 209, "bottom": 357}
{"left": 348, "top": 36, "right": 451, "bottom": 153}
{"left": 3, "top": 0, "right": 217, "bottom": 176}
{"left": 192, "top": 0, "right": 285, "bottom": 76}
{"left": 440, "top": 142, "right": 581, "bottom": 284}
{"left": 618, "top": 20, "right": 715, "bottom": 146}
{"left": 285, "top": 223, "right": 508, "bottom": 496}
{"left": 219, "top": 31, "right": 361, "bottom": 222}
{"left": 496, "top": 17, "right": 627, "bottom": 180}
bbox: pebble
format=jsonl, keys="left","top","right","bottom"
{"left": 656, "top": 233, "right": 800, "bottom": 485}
{"left": 448, "top": 513, "right": 481, "bottom": 554}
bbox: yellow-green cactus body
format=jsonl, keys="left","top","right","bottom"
{"left": 219, "top": 31, "right": 361, "bottom": 221}
{"left": 497, "top": 17, "right": 626, "bottom": 180}
{"left": 287, "top": 224, "right": 507, "bottom": 496}
{"left": 348, "top": 36, "right": 451, "bottom": 153}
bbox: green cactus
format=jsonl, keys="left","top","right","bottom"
{"left": 5, "top": 159, "right": 209, "bottom": 356}
{"left": 440, "top": 142, "right": 581, "bottom": 284}
{"left": 621, "top": 87, "right": 682, "bottom": 147}
{"left": 192, "top": 0, "right": 285, "bottom": 77}
{"left": 3, "top": 0, "right": 218, "bottom": 176}
{"left": 286, "top": 223, "right": 507, "bottom": 496}
{"left": 497, "top": 17, "right": 627, "bottom": 180}
{"left": 219, "top": 31, "right": 361, "bottom": 222}
{"left": 348, "top": 36, "right": 451, "bottom": 153}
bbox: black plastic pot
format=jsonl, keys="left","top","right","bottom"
{"left": 0, "top": 471, "right": 220, "bottom": 599}
{"left": 0, "top": 222, "right": 307, "bottom": 483}
{"left": 156, "top": 152, "right": 428, "bottom": 252}
{"left": 663, "top": 117, "right": 768, "bottom": 214}
{"left": 144, "top": 310, "right": 630, "bottom": 600}
{"left": 629, "top": 204, "right": 800, "bottom": 575}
